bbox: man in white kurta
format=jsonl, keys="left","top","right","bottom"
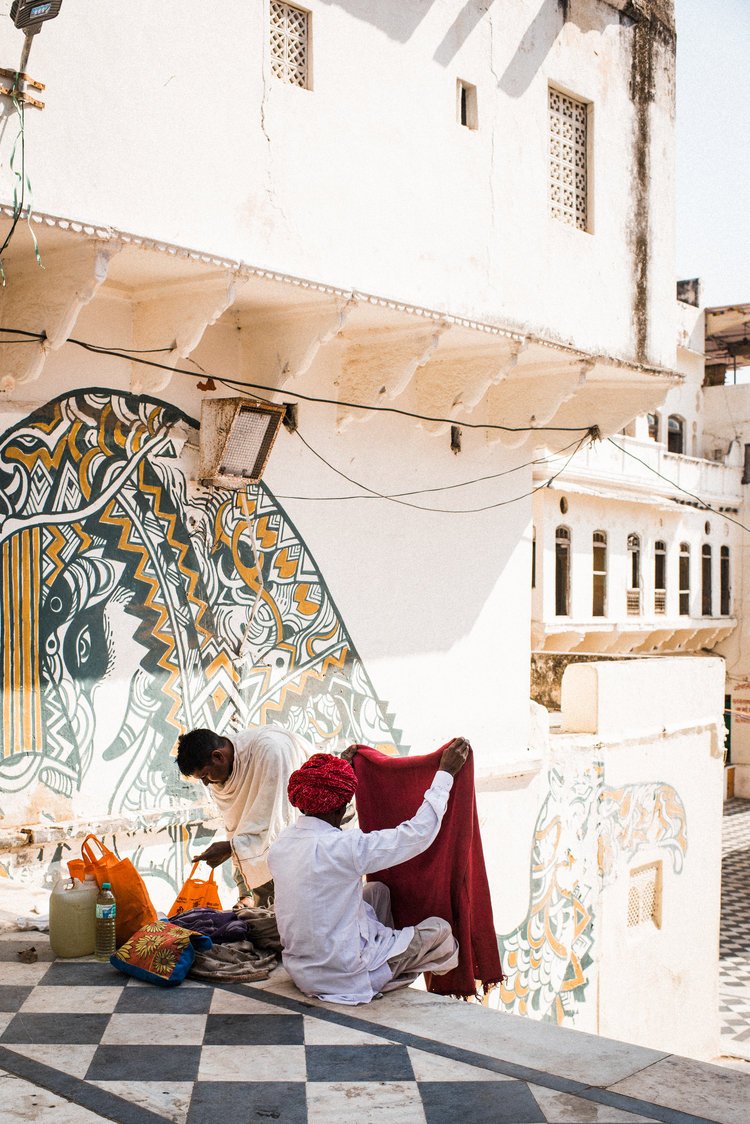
{"left": 176, "top": 725, "right": 310, "bottom": 904}
{"left": 268, "top": 740, "right": 467, "bottom": 1004}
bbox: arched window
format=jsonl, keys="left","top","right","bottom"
{"left": 627, "top": 533, "right": 641, "bottom": 615}
{"left": 647, "top": 413, "right": 659, "bottom": 442}
{"left": 555, "top": 526, "right": 570, "bottom": 616}
{"left": 667, "top": 415, "right": 685, "bottom": 455}
{"left": 654, "top": 540, "right": 666, "bottom": 613}
{"left": 721, "top": 546, "right": 731, "bottom": 616}
{"left": 679, "top": 543, "right": 690, "bottom": 616}
{"left": 702, "top": 544, "right": 713, "bottom": 616}
{"left": 531, "top": 526, "right": 536, "bottom": 589}
{"left": 593, "top": 530, "right": 607, "bottom": 617}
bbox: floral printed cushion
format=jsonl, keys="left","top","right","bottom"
{"left": 110, "top": 920, "right": 213, "bottom": 987}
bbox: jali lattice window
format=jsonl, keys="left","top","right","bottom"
{"left": 549, "top": 87, "right": 588, "bottom": 230}
{"left": 270, "top": 2, "right": 309, "bottom": 88}
{"left": 627, "top": 861, "right": 662, "bottom": 929}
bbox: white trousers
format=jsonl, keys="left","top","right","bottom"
{"left": 363, "top": 881, "right": 459, "bottom": 992}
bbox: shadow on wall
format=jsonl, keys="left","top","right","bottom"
{"left": 316, "top": 0, "right": 438, "bottom": 44}
{"left": 498, "top": 0, "right": 621, "bottom": 98}
{"left": 318, "top": 0, "right": 497, "bottom": 65}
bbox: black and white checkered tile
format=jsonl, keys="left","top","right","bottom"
{"left": 720, "top": 799, "right": 750, "bottom": 1053}
{"left": 0, "top": 938, "right": 682, "bottom": 1123}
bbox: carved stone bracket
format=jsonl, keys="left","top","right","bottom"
{"left": 131, "top": 272, "right": 238, "bottom": 395}
{"left": 234, "top": 295, "right": 354, "bottom": 395}
{"left": 0, "top": 239, "right": 120, "bottom": 392}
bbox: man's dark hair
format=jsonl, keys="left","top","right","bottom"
{"left": 176, "top": 729, "right": 226, "bottom": 776}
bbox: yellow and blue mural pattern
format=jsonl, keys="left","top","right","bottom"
{"left": 0, "top": 389, "right": 403, "bottom": 816}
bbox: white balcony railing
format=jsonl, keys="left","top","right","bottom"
{"left": 539, "top": 435, "right": 743, "bottom": 508}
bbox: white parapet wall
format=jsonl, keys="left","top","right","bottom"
{"left": 546, "top": 655, "right": 724, "bottom": 1059}
{"left": 561, "top": 656, "right": 727, "bottom": 738}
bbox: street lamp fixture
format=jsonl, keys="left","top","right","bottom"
{"left": 199, "top": 397, "right": 286, "bottom": 489}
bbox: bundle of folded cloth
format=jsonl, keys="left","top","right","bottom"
{"left": 190, "top": 941, "right": 278, "bottom": 983}
{"left": 171, "top": 906, "right": 282, "bottom": 982}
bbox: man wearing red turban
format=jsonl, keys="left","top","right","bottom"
{"left": 268, "top": 738, "right": 469, "bottom": 1004}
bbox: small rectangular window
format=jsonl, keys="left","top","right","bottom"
{"left": 457, "top": 80, "right": 478, "bottom": 130}
{"left": 270, "top": 1, "right": 310, "bottom": 89}
{"left": 549, "top": 87, "right": 588, "bottom": 231}
{"left": 627, "top": 861, "right": 662, "bottom": 929}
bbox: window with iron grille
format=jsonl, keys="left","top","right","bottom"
{"left": 679, "top": 542, "right": 690, "bottom": 616}
{"left": 555, "top": 526, "right": 570, "bottom": 616}
{"left": 549, "top": 87, "right": 588, "bottom": 231}
{"left": 702, "top": 543, "right": 713, "bottom": 616}
{"left": 627, "top": 861, "right": 662, "bottom": 929}
{"left": 270, "top": 2, "right": 309, "bottom": 88}
{"left": 627, "top": 533, "right": 641, "bottom": 615}
{"left": 654, "top": 540, "right": 666, "bottom": 613}
{"left": 721, "top": 546, "right": 731, "bottom": 616}
{"left": 592, "top": 530, "right": 607, "bottom": 617}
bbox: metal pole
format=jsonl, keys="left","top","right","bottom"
{"left": 18, "top": 31, "right": 35, "bottom": 82}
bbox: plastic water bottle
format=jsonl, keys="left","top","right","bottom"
{"left": 94, "top": 882, "right": 117, "bottom": 960}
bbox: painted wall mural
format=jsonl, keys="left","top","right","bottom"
{"left": 0, "top": 388, "right": 403, "bottom": 832}
{"left": 0, "top": 388, "right": 690, "bottom": 1023}
{"left": 498, "top": 762, "right": 687, "bottom": 1025}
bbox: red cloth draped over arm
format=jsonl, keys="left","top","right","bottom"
{"left": 352, "top": 744, "right": 503, "bottom": 999}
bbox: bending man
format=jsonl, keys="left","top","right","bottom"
{"left": 268, "top": 737, "right": 468, "bottom": 1004}
{"left": 176, "top": 725, "right": 310, "bottom": 906}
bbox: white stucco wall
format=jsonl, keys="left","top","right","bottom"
{"left": 558, "top": 657, "right": 724, "bottom": 1059}
{"left": 0, "top": 0, "right": 676, "bottom": 367}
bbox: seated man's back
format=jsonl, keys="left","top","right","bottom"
{"left": 269, "top": 742, "right": 468, "bottom": 1004}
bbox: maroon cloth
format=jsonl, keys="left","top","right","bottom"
{"left": 352, "top": 744, "right": 503, "bottom": 999}
{"left": 288, "top": 752, "right": 357, "bottom": 814}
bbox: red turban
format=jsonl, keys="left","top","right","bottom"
{"left": 287, "top": 753, "right": 358, "bottom": 814}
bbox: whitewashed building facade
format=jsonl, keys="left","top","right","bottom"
{"left": 0, "top": 0, "right": 725, "bottom": 1058}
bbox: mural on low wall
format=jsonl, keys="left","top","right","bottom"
{"left": 498, "top": 762, "right": 687, "bottom": 1025}
{"left": 0, "top": 389, "right": 403, "bottom": 834}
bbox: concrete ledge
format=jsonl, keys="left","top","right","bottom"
{"left": 560, "top": 656, "right": 725, "bottom": 739}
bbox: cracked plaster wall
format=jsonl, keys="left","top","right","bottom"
{"left": 0, "top": 0, "right": 675, "bottom": 369}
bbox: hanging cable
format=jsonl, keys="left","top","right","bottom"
{"left": 607, "top": 438, "right": 750, "bottom": 535}
{"left": 0, "top": 327, "right": 596, "bottom": 438}
{"left": 275, "top": 431, "right": 591, "bottom": 514}
{"left": 277, "top": 430, "right": 585, "bottom": 502}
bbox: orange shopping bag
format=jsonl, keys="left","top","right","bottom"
{"left": 168, "top": 861, "right": 223, "bottom": 918}
{"left": 80, "top": 834, "right": 158, "bottom": 946}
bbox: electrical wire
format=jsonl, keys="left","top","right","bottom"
{"left": 0, "top": 80, "right": 26, "bottom": 268}
{"left": 275, "top": 430, "right": 592, "bottom": 513}
{"left": 0, "top": 327, "right": 595, "bottom": 437}
{"left": 607, "top": 437, "right": 750, "bottom": 535}
{"left": 278, "top": 431, "right": 586, "bottom": 502}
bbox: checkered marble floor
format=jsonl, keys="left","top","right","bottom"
{"left": 720, "top": 799, "right": 750, "bottom": 1058}
{"left": 0, "top": 934, "right": 723, "bottom": 1124}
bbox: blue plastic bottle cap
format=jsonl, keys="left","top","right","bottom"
{"left": 102, "top": 882, "right": 111, "bottom": 889}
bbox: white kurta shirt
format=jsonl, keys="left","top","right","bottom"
{"left": 209, "top": 725, "right": 311, "bottom": 888}
{"left": 268, "top": 770, "right": 454, "bottom": 1004}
